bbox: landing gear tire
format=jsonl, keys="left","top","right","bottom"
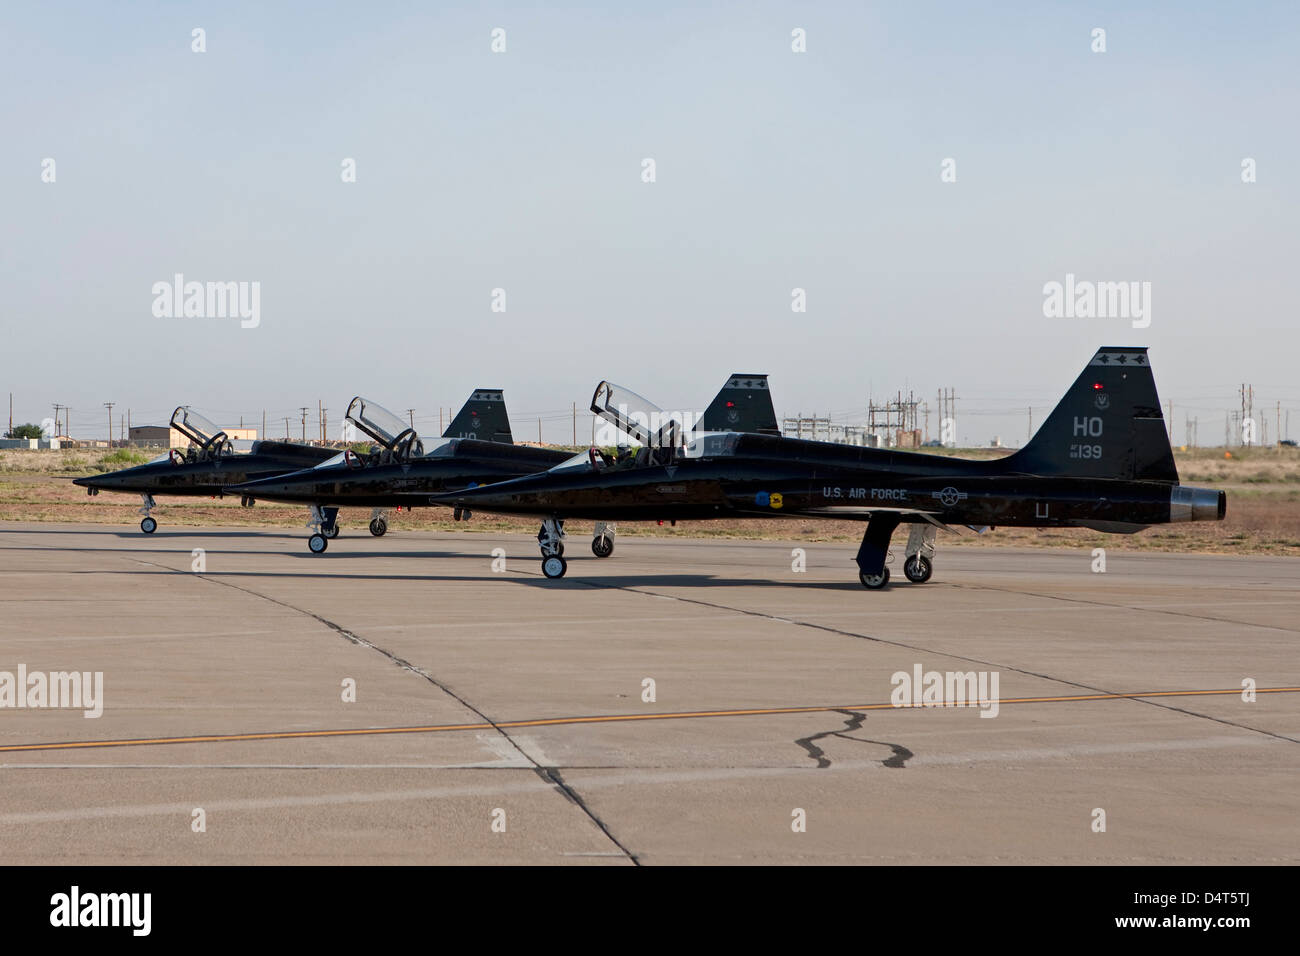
{"left": 542, "top": 555, "right": 567, "bottom": 579}
{"left": 591, "top": 535, "right": 614, "bottom": 558}
{"left": 324, "top": 524, "right": 340, "bottom": 539}
{"left": 369, "top": 518, "right": 387, "bottom": 537}
{"left": 903, "top": 555, "right": 933, "bottom": 583}
{"left": 859, "top": 567, "right": 890, "bottom": 589}
{"left": 140, "top": 517, "right": 157, "bottom": 534}
{"left": 308, "top": 533, "right": 328, "bottom": 554}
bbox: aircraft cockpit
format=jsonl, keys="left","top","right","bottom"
{"left": 589, "top": 381, "right": 687, "bottom": 465}
{"left": 169, "top": 406, "right": 232, "bottom": 462}
{"left": 345, "top": 396, "right": 425, "bottom": 465}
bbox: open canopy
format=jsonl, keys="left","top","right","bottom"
{"left": 170, "top": 407, "right": 227, "bottom": 450}
{"left": 345, "top": 396, "right": 423, "bottom": 459}
{"left": 590, "top": 381, "right": 684, "bottom": 449}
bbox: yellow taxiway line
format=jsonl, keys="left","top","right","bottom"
{"left": 1, "top": 686, "right": 1295, "bottom": 754}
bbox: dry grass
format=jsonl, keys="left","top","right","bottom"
{"left": 3, "top": 446, "right": 1298, "bottom": 556}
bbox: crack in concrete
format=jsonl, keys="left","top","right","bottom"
{"left": 549, "top": 572, "right": 1300, "bottom": 747}
{"left": 119, "top": 554, "right": 640, "bottom": 866}
{"left": 794, "top": 709, "right": 913, "bottom": 770}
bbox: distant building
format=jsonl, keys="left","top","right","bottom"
{"left": 128, "top": 426, "right": 257, "bottom": 448}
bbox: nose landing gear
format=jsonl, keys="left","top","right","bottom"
{"left": 138, "top": 494, "right": 158, "bottom": 533}
{"left": 902, "top": 524, "right": 937, "bottom": 584}
{"left": 591, "top": 521, "right": 616, "bottom": 558}
{"left": 538, "top": 518, "right": 567, "bottom": 578}
{"left": 306, "top": 505, "right": 340, "bottom": 552}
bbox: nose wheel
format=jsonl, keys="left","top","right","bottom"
{"left": 537, "top": 518, "right": 567, "bottom": 577}
{"left": 369, "top": 518, "right": 387, "bottom": 536}
{"left": 138, "top": 494, "right": 158, "bottom": 533}
{"left": 903, "top": 555, "right": 933, "bottom": 583}
{"left": 306, "top": 505, "right": 339, "bottom": 551}
{"left": 591, "top": 521, "right": 616, "bottom": 558}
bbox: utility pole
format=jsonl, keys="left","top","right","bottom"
{"left": 406, "top": 408, "right": 415, "bottom": 431}
{"left": 439, "top": 408, "right": 444, "bottom": 433}
{"left": 52, "top": 403, "right": 64, "bottom": 439}
{"left": 573, "top": 402, "right": 577, "bottom": 446}
{"left": 104, "top": 402, "right": 115, "bottom": 446}
{"left": 538, "top": 418, "right": 542, "bottom": 444}
{"left": 1027, "top": 407, "right": 1032, "bottom": 445}
{"left": 283, "top": 417, "right": 291, "bottom": 440}
{"left": 261, "top": 410, "right": 266, "bottom": 441}
{"left": 7, "top": 392, "right": 11, "bottom": 438}
{"left": 299, "top": 407, "right": 309, "bottom": 442}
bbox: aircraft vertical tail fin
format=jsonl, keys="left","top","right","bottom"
{"left": 443, "top": 389, "right": 513, "bottom": 444}
{"left": 698, "top": 374, "right": 780, "bottom": 435}
{"left": 1007, "top": 347, "right": 1178, "bottom": 482}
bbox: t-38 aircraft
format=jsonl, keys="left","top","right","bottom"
{"left": 73, "top": 407, "right": 337, "bottom": 533}
{"left": 233, "top": 390, "right": 567, "bottom": 553}
{"left": 432, "top": 348, "right": 1226, "bottom": 588}
{"left": 232, "top": 375, "right": 782, "bottom": 554}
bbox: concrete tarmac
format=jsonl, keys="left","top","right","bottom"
{"left": 0, "top": 521, "right": 1296, "bottom": 864}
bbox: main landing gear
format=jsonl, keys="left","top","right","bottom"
{"left": 591, "top": 521, "right": 616, "bottom": 558}
{"left": 856, "top": 517, "right": 939, "bottom": 589}
{"left": 369, "top": 508, "right": 388, "bottom": 537}
{"left": 139, "top": 494, "right": 157, "bottom": 534}
{"left": 538, "top": 517, "right": 567, "bottom": 578}
{"left": 306, "top": 505, "right": 341, "bottom": 553}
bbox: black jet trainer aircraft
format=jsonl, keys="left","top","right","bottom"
{"left": 232, "top": 389, "right": 565, "bottom": 553}
{"left": 432, "top": 348, "right": 1226, "bottom": 588}
{"left": 73, "top": 407, "right": 337, "bottom": 533}
{"left": 232, "top": 375, "right": 782, "bottom": 555}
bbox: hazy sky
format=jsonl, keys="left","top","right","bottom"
{"left": 3, "top": 2, "right": 1297, "bottom": 445}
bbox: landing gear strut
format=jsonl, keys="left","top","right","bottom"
{"left": 591, "top": 521, "right": 616, "bottom": 558}
{"left": 369, "top": 508, "right": 388, "bottom": 536}
{"left": 139, "top": 494, "right": 157, "bottom": 534}
{"left": 306, "top": 505, "right": 340, "bottom": 553}
{"left": 538, "top": 517, "right": 567, "bottom": 578}
{"left": 855, "top": 513, "right": 899, "bottom": 590}
{"left": 902, "top": 524, "right": 936, "bottom": 583}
